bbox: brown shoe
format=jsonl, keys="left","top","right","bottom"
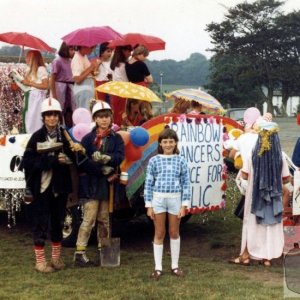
{"left": 35, "top": 261, "right": 55, "bottom": 273}
{"left": 150, "top": 270, "right": 163, "bottom": 280}
{"left": 51, "top": 258, "right": 66, "bottom": 270}
{"left": 171, "top": 268, "right": 185, "bottom": 277}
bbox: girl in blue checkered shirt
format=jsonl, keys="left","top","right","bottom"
{"left": 144, "top": 128, "right": 191, "bottom": 280}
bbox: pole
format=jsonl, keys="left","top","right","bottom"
{"left": 160, "top": 72, "right": 164, "bottom": 112}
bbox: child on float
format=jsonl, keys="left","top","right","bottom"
{"left": 73, "top": 100, "right": 125, "bottom": 267}
{"left": 144, "top": 128, "right": 191, "bottom": 280}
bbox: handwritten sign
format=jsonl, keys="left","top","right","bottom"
{"left": 169, "top": 118, "right": 225, "bottom": 208}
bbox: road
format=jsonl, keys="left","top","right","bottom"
{"left": 275, "top": 117, "right": 299, "bottom": 157}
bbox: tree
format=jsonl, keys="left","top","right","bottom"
{"left": 147, "top": 53, "right": 209, "bottom": 86}
{"left": 206, "top": 0, "right": 286, "bottom": 112}
{"left": 205, "top": 53, "right": 262, "bottom": 108}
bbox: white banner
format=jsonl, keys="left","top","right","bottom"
{"left": 0, "top": 134, "right": 30, "bottom": 189}
{"left": 169, "top": 119, "right": 224, "bottom": 208}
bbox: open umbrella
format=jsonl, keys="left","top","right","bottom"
{"left": 96, "top": 81, "right": 162, "bottom": 102}
{"left": 165, "top": 88, "right": 223, "bottom": 113}
{"left": 0, "top": 31, "right": 53, "bottom": 52}
{"left": 62, "top": 26, "right": 122, "bottom": 47}
{"left": 109, "top": 33, "right": 165, "bottom": 51}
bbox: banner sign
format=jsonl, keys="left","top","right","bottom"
{"left": 0, "top": 134, "right": 30, "bottom": 189}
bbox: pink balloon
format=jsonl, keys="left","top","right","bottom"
{"left": 72, "top": 123, "right": 91, "bottom": 142}
{"left": 72, "top": 108, "right": 92, "bottom": 125}
{"left": 243, "top": 107, "right": 261, "bottom": 126}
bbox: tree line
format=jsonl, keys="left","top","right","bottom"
{"left": 205, "top": 0, "right": 300, "bottom": 115}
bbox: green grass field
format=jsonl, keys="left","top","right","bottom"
{"left": 0, "top": 174, "right": 288, "bottom": 300}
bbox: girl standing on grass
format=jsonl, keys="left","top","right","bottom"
{"left": 144, "top": 128, "right": 191, "bottom": 280}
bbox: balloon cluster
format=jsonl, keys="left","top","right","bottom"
{"left": 69, "top": 108, "right": 92, "bottom": 142}
{"left": 118, "top": 127, "right": 149, "bottom": 162}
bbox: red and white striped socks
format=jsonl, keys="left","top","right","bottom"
{"left": 51, "top": 242, "right": 61, "bottom": 261}
{"left": 34, "top": 246, "right": 46, "bottom": 265}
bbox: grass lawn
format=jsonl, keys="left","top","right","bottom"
{"left": 0, "top": 174, "right": 287, "bottom": 300}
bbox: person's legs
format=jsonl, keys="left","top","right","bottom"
{"left": 74, "top": 200, "right": 99, "bottom": 266}
{"left": 49, "top": 193, "right": 68, "bottom": 270}
{"left": 168, "top": 213, "right": 181, "bottom": 270}
{"left": 152, "top": 213, "right": 166, "bottom": 272}
{"left": 26, "top": 188, "right": 54, "bottom": 273}
{"left": 96, "top": 199, "right": 110, "bottom": 249}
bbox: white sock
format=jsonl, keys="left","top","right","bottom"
{"left": 170, "top": 237, "right": 180, "bottom": 270}
{"left": 153, "top": 243, "right": 163, "bottom": 271}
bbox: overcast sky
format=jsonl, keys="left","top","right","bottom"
{"left": 0, "top": 0, "right": 299, "bottom": 61}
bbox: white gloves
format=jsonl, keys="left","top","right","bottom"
{"left": 92, "top": 151, "right": 111, "bottom": 164}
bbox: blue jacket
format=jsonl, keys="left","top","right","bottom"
{"left": 78, "top": 127, "right": 125, "bottom": 200}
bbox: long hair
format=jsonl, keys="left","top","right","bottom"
{"left": 110, "top": 45, "right": 132, "bottom": 70}
{"left": 169, "top": 99, "right": 191, "bottom": 114}
{"left": 139, "top": 101, "right": 153, "bottom": 121}
{"left": 157, "top": 128, "right": 179, "bottom": 154}
{"left": 25, "top": 50, "right": 45, "bottom": 80}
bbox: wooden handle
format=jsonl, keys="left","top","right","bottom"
{"left": 109, "top": 184, "right": 114, "bottom": 213}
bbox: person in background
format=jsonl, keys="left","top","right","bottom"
{"left": 189, "top": 100, "right": 203, "bottom": 115}
{"left": 144, "top": 128, "right": 191, "bottom": 280}
{"left": 94, "top": 42, "right": 113, "bottom": 101}
{"left": 125, "top": 45, "right": 153, "bottom": 87}
{"left": 74, "top": 101, "right": 124, "bottom": 267}
{"left": 229, "top": 117, "right": 290, "bottom": 267}
{"left": 21, "top": 98, "right": 74, "bottom": 273}
{"left": 71, "top": 46, "right": 100, "bottom": 109}
{"left": 139, "top": 101, "right": 153, "bottom": 124}
{"left": 169, "top": 99, "right": 191, "bottom": 114}
{"left": 110, "top": 45, "right": 132, "bottom": 126}
{"left": 22, "top": 50, "right": 49, "bottom": 133}
{"left": 121, "top": 98, "right": 144, "bottom": 128}
{"left": 50, "top": 42, "right": 75, "bottom": 128}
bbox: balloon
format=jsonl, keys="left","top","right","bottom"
{"left": 72, "top": 123, "right": 91, "bottom": 142}
{"left": 125, "top": 141, "right": 143, "bottom": 161}
{"left": 129, "top": 127, "right": 149, "bottom": 147}
{"left": 72, "top": 108, "right": 92, "bottom": 125}
{"left": 118, "top": 130, "right": 130, "bottom": 145}
{"left": 243, "top": 107, "right": 261, "bottom": 127}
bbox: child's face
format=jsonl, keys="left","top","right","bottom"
{"left": 94, "top": 114, "right": 111, "bottom": 130}
{"left": 160, "top": 138, "right": 176, "bottom": 155}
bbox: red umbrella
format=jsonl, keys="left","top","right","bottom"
{"left": 62, "top": 26, "right": 122, "bottom": 47}
{"left": 0, "top": 31, "right": 53, "bottom": 52}
{"left": 109, "top": 33, "right": 165, "bottom": 51}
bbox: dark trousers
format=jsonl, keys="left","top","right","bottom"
{"left": 26, "top": 186, "right": 68, "bottom": 247}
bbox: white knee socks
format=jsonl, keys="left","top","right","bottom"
{"left": 170, "top": 237, "right": 180, "bottom": 270}
{"left": 153, "top": 243, "right": 163, "bottom": 271}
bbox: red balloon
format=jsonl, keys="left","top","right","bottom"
{"left": 125, "top": 141, "right": 143, "bottom": 161}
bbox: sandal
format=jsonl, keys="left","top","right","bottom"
{"left": 171, "top": 268, "right": 185, "bottom": 277}
{"left": 228, "top": 256, "right": 250, "bottom": 266}
{"left": 150, "top": 270, "right": 163, "bottom": 280}
{"left": 259, "top": 259, "right": 271, "bottom": 267}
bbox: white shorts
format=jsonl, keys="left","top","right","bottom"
{"left": 152, "top": 194, "right": 181, "bottom": 215}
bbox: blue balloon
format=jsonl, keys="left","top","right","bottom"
{"left": 130, "top": 127, "right": 149, "bottom": 147}
{"left": 68, "top": 127, "right": 79, "bottom": 142}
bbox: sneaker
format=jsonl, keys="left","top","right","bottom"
{"left": 37, "top": 141, "right": 63, "bottom": 153}
{"left": 35, "top": 261, "right": 55, "bottom": 273}
{"left": 51, "top": 258, "right": 66, "bottom": 270}
{"left": 73, "top": 252, "right": 94, "bottom": 268}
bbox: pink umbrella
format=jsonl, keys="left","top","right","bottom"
{"left": 109, "top": 33, "right": 165, "bottom": 51}
{"left": 0, "top": 31, "right": 53, "bottom": 52}
{"left": 62, "top": 26, "right": 122, "bottom": 47}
